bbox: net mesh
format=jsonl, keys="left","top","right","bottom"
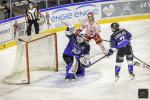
{"left": 3, "top": 34, "right": 57, "bottom": 84}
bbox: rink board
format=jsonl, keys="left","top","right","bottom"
{"left": 0, "top": 0, "right": 150, "bottom": 50}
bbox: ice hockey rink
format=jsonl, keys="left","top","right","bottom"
{"left": 0, "top": 19, "right": 150, "bottom": 100}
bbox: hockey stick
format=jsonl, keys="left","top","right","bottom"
{"left": 133, "top": 55, "right": 150, "bottom": 68}
{"left": 102, "top": 39, "right": 110, "bottom": 42}
{"left": 89, "top": 55, "right": 107, "bottom": 67}
{"left": 61, "top": 20, "right": 69, "bottom": 26}
{"left": 61, "top": 21, "right": 110, "bottom": 42}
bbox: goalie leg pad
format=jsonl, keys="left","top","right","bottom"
{"left": 63, "top": 54, "right": 76, "bottom": 79}
{"left": 76, "top": 62, "right": 85, "bottom": 77}
{"left": 66, "top": 65, "right": 76, "bottom": 79}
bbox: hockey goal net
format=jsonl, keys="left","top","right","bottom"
{"left": 3, "top": 33, "right": 58, "bottom": 84}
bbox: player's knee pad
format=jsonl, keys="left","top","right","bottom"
{"left": 126, "top": 54, "right": 133, "bottom": 61}
{"left": 116, "top": 62, "right": 122, "bottom": 67}
{"left": 127, "top": 60, "right": 133, "bottom": 65}
{"left": 116, "top": 56, "right": 124, "bottom": 63}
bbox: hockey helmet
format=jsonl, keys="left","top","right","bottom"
{"left": 76, "top": 34, "right": 84, "bottom": 44}
{"left": 87, "top": 12, "right": 94, "bottom": 22}
{"left": 111, "top": 22, "right": 119, "bottom": 32}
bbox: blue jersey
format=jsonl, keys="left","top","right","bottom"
{"left": 63, "top": 28, "right": 90, "bottom": 57}
{"left": 110, "top": 29, "right": 132, "bottom": 49}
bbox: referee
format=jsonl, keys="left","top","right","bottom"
{"left": 25, "top": 1, "right": 40, "bottom": 36}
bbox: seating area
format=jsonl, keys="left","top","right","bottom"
{"left": 0, "top": 0, "right": 89, "bottom": 20}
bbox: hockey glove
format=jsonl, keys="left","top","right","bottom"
{"left": 79, "top": 54, "right": 91, "bottom": 68}
{"left": 106, "top": 49, "right": 114, "bottom": 57}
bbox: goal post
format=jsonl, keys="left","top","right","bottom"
{"left": 3, "top": 33, "right": 58, "bottom": 84}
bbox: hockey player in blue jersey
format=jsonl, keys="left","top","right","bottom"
{"left": 63, "top": 25, "right": 91, "bottom": 81}
{"left": 106, "top": 22, "right": 135, "bottom": 80}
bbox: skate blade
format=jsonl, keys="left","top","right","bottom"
{"left": 130, "top": 75, "right": 135, "bottom": 80}
{"left": 115, "top": 76, "right": 119, "bottom": 81}
{"left": 115, "top": 78, "right": 119, "bottom": 81}
{"left": 65, "top": 78, "right": 77, "bottom": 82}
{"left": 129, "top": 74, "right": 135, "bottom": 80}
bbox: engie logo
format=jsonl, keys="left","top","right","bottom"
{"left": 51, "top": 3, "right": 99, "bottom": 22}
{"left": 73, "top": 4, "right": 99, "bottom": 18}
{"left": 51, "top": 8, "right": 72, "bottom": 22}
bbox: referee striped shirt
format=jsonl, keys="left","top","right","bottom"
{"left": 26, "top": 7, "right": 40, "bottom": 20}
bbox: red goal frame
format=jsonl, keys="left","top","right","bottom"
{"left": 25, "top": 33, "right": 58, "bottom": 84}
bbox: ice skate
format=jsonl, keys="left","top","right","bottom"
{"left": 129, "top": 72, "right": 135, "bottom": 80}
{"left": 115, "top": 73, "right": 119, "bottom": 81}
{"left": 65, "top": 73, "right": 77, "bottom": 82}
{"left": 65, "top": 77, "right": 77, "bottom": 82}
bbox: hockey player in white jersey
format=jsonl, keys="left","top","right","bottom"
{"left": 80, "top": 12, "right": 106, "bottom": 54}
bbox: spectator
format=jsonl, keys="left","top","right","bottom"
{"left": 1, "top": 0, "right": 14, "bottom": 19}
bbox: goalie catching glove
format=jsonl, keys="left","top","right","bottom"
{"left": 79, "top": 54, "right": 91, "bottom": 68}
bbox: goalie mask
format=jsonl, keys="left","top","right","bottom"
{"left": 76, "top": 34, "right": 84, "bottom": 44}
{"left": 87, "top": 12, "right": 94, "bottom": 22}
{"left": 79, "top": 55, "right": 91, "bottom": 68}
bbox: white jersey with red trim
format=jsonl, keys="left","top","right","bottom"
{"left": 81, "top": 20, "right": 101, "bottom": 37}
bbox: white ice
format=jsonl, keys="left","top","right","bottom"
{"left": 0, "top": 19, "right": 150, "bottom": 100}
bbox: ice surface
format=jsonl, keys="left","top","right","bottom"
{"left": 0, "top": 19, "right": 150, "bottom": 100}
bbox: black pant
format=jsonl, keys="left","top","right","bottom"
{"left": 27, "top": 20, "right": 39, "bottom": 36}
{"left": 63, "top": 54, "right": 74, "bottom": 66}
{"left": 63, "top": 53, "right": 83, "bottom": 74}
{"left": 116, "top": 44, "right": 133, "bottom": 63}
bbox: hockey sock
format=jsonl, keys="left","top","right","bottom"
{"left": 128, "top": 64, "right": 133, "bottom": 73}
{"left": 98, "top": 43, "right": 106, "bottom": 54}
{"left": 115, "top": 66, "right": 121, "bottom": 74}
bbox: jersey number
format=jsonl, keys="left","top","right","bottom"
{"left": 119, "top": 36, "right": 125, "bottom": 41}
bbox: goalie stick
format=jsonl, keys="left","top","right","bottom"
{"left": 88, "top": 55, "right": 107, "bottom": 67}
{"left": 133, "top": 55, "right": 150, "bottom": 68}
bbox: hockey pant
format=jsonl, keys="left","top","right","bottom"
{"left": 27, "top": 19, "right": 39, "bottom": 36}
{"left": 85, "top": 33, "right": 102, "bottom": 44}
{"left": 85, "top": 33, "right": 106, "bottom": 54}
{"left": 115, "top": 45, "right": 134, "bottom": 74}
